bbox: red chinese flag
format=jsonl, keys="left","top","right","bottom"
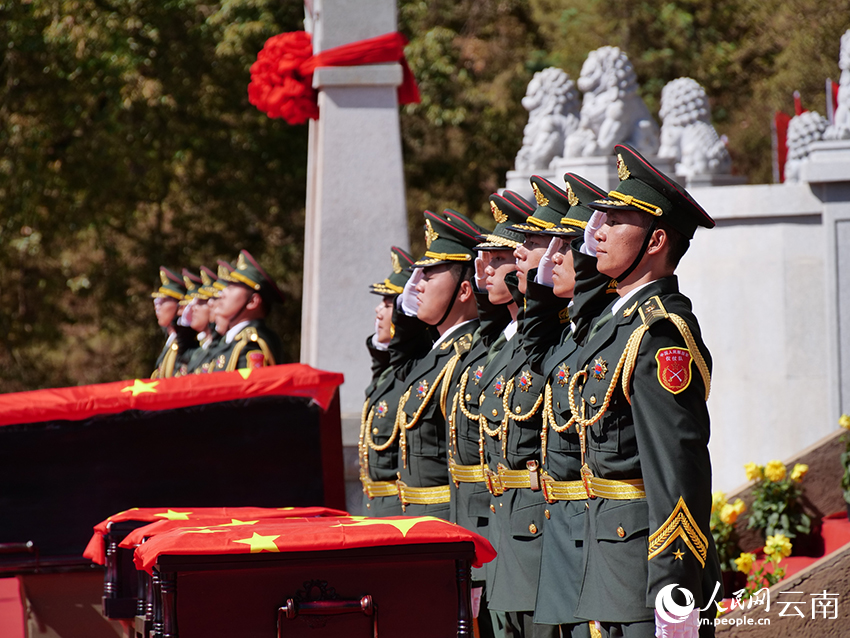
{"left": 134, "top": 516, "right": 496, "bottom": 573}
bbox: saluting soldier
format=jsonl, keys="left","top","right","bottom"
{"left": 151, "top": 266, "right": 187, "bottom": 379}
{"left": 517, "top": 173, "right": 613, "bottom": 637}
{"left": 447, "top": 191, "right": 533, "bottom": 638}
{"left": 570, "top": 145, "right": 721, "bottom": 637}
{"left": 359, "top": 246, "right": 429, "bottom": 516}
{"left": 210, "top": 250, "right": 285, "bottom": 372}
{"left": 477, "top": 177, "right": 571, "bottom": 638}
{"left": 188, "top": 260, "right": 233, "bottom": 374}
{"left": 392, "top": 210, "right": 483, "bottom": 520}
{"left": 178, "top": 266, "right": 220, "bottom": 376}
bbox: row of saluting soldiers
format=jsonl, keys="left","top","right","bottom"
{"left": 360, "top": 145, "right": 722, "bottom": 638}
{"left": 150, "top": 250, "right": 284, "bottom": 378}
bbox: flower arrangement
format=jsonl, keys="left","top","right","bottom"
{"left": 710, "top": 491, "right": 746, "bottom": 571}
{"left": 733, "top": 533, "right": 793, "bottom": 598}
{"left": 840, "top": 414, "right": 850, "bottom": 509}
{"left": 745, "top": 460, "right": 811, "bottom": 540}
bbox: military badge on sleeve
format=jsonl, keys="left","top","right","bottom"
{"left": 655, "top": 347, "right": 693, "bottom": 394}
{"left": 247, "top": 351, "right": 265, "bottom": 369}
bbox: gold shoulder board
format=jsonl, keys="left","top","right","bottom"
{"left": 453, "top": 333, "right": 473, "bottom": 355}
{"left": 638, "top": 295, "right": 669, "bottom": 327}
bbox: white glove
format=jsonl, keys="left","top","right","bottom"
{"left": 471, "top": 586, "right": 483, "bottom": 618}
{"left": 535, "top": 237, "right": 563, "bottom": 286}
{"left": 177, "top": 298, "right": 196, "bottom": 327}
{"left": 581, "top": 211, "right": 607, "bottom": 256}
{"left": 399, "top": 268, "right": 424, "bottom": 317}
{"left": 474, "top": 252, "right": 487, "bottom": 291}
{"left": 655, "top": 609, "right": 699, "bottom": 638}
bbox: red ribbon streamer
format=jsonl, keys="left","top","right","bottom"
{"left": 248, "top": 31, "right": 420, "bottom": 125}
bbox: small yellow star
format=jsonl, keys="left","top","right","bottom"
{"left": 333, "top": 516, "right": 442, "bottom": 538}
{"left": 237, "top": 368, "right": 253, "bottom": 380}
{"left": 233, "top": 532, "right": 280, "bottom": 553}
{"left": 154, "top": 509, "right": 193, "bottom": 521}
{"left": 181, "top": 529, "right": 225, "bottom": 534}
{"left": 219, "top": 519, "right": 258, "bottom": 527}
{"left": 121, "top": 379, "right": 159, "bottom": 397}
{"left": 673, "top": 549, "right": 685, "bottom": 560}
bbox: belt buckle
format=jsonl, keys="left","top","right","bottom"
{"left": 527, "top": 460, "right": 541, "bottom": 492}
{"left": 485, "top": 469, "right": 503, "bottom": 496}
{"left": 580, "top": 464, "right": 596, "bottom": 500}
{"left": 540, "top": 472, "right": 556, "bottom": 504}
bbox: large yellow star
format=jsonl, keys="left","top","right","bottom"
{"left": 121, "top": 379, "right": 159, "bottom": 396}
{"left": 154, "top": 509, "right": 193, "bottom": 521}
{"left": 233, "top": 532, "right": 280, "bottom": 553}
{"left": 333, "top": 516, "right": 442, "bottom": 538}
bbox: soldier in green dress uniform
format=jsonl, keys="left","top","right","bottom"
{"left": 187, "top": 261, "right": 233, "bottom": 374}
{"left": 477, "top": 176, "right": 573, "bottom": 638}
{"left": 359, "top": 246, "right": 430, "bottom": 517}
{"left": 517, "top": 174, "right": 613, "bottom": 638}
{"left": 151, "top": 266, "right": 187, "bottom": 379}
{"left": 570, "top": 145, "right": 721, "bottom": 638}
{"left": 177, "top": 266, "right": 220, "bottom": 376}
{"left": 391, "top": 210, "right": 484, "bottom": 520}
{"left": 209, "top": 250, "right": 285, "bottom": 372}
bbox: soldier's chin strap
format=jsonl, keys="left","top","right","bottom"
{"left": 428, "top": 262, "right": 472, "bottom": 329}
{"left": 615, "top": 218, "right": 658, "bottom": 284}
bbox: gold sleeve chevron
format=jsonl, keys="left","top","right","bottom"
{"left": 647, "top": 496, "right": 708, "bottom": 567}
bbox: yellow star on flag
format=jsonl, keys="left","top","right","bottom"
{"left": 233, "top": 533, "right": 280, "bottom": 553}
{"left": 154, "top": 510, "right": 193, "bottom": 521}
{"left": 219, "top": 519, "right": 259, "bottom": 527}
{"left": 237, "top": 368, "right": 253, "bottom": 380}
{"left": 673, "top": 549, "right": 685, "bottom": 560}
{"left": 333, "top": 516, "right": 441, "bottom": 538}
{"left": 181, "top": 528, "right": 226, "bottom": 534}
{"left": 121, "top": 379, "right": 159, "bottom": 396}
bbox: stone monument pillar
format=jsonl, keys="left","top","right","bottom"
{"left": 301, "top": 0, "right": 409, "bottom": 503}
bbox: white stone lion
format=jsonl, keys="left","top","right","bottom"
{"left": 658, "top": 78, "right": 731, "bottom": 177}
{"left": 825, "top": 29, "right": 850, "bottom": 140}
{"left": 514, "top": 67, "right": 580, "bottom": 171}
{"left": 565, "top": 46, "right": 659, "bottom": 157}
{"left": 784, "top": 111, "right": 828, "bottom": 182}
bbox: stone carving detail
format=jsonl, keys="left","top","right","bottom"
{"left": 514, "top": 67, "right": 580, "bottom": 171}
{"left": 826, "top": 29, "right": 850, "bottom": 140}
{"left": 784, "top": 111, "right": 828, "bottom": 182}
{"left": 658, "top": 78, "right": 731, "bottom": 177}
{"left": 565, "top": 46, "right": 659, "bottom": 157}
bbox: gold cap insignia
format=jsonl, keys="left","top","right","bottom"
{"left": 391, "top": 251, "right": 402, "bottom": 274}
{"left": 532, "top": 183, "right": 549, "bottom": 207}
{"left": 201, "top": 270, "right": 213, "bottom": 286}
{"left": 160, "top": 270, "right": 169, "bottom": 286}
{"left": 490, "top": 201, "right": 508, "bottom": 224}
{"left": 217, "top": 264, "right": 230, "bottom": 280}
{"left": 236, "top": 253, "right": 248, "bottom": 271}
{"left": 425, "top": 219, "right": 439, "bottom": 249}
{"left": 566, "top": 183, "right": 579, "bottom": 207}
{"left": 617, "top": 154, "right": 631, "bottom": 181}
{"left": 183, "top": 275, "right": 195, "bottom": 291}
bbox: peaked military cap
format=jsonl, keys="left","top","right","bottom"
{"left": 588, "top": 143, "right": 715, "bottom": 239}
{"left": 538, "top": 173, "right": 608, "bottom": 236}
{"left": 370, "top": 246, "right": 415, "bottom": 296}
{"left": 214, "top": 260, "right": 234, "bottom": 292}
{"left": 227, "top": 250, "right": 285, "bottom": 305}
{"left": 198, "top": 266, "right": 219, "bottom": 298}
{"left": 413, "top": 209, "right": 482, "bottom": 268}
{"left": 477, "top": 190, "right": 534, "bottom": 250}
{"left": 510, "top": 176, "right": 573, "bottom": 234}
{"left": 180, "top": 269, "right": 204, "bottom": 304}
{"left": 151, "top": 267, "right": 187, "bottom": 300}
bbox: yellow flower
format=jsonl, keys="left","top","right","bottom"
{"left": 735, "top": 552, "right": 756, "bottom": 574}
{"left": 764, "top": 533, "right": 793, "bottom": 559}
{"left": 763, "top": 460, "right": 787, "bottom": 482}
{"left": 719, "top": 503, "right": 739, "bottom": 525}
{"left": 840, "top": 414, "right": 850, "bottom": 430}
{"left": 711, "top": 491, "right": 726, "bottom": 514}
{"left": 744, "top": 462, "right": 763, "bottom": 481}
{"left": 790, "top": 463, "right": 808, "bottom": 482}
{"left": 731, "top": 498, "right": 746, "bottom": 515}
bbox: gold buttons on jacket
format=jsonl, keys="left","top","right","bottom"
{"left": 465, "top": 394, "right": 471, "bottom": 402}
{"left": 372, "top": 428, "right": 379, "bottom": 435}
{"left": 490, "top": 504, "right": 496, "bottom": 513}
{"left": 492, "top": 409, "right": 499, "bottom": 417}
{"left": 544, "top": 509, "right": 551, "bottom": 519}
{"left": 590, "top": 395, "right": 597, "bottom": 405}
{"left": 515, "top": 406, "right": 522, "bottom": 414}
{"left": 617, "top": 526, "right": 625, "bottom": 538}
{"left": 529, "top": 523, "right": 538, "bottom": 534}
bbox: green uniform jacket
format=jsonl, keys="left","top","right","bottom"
{"left": 393, "top": 309, "right": 479, "bottom": 520}
{"left": 360, "top": 330, "right": 431, "bottom": 518}
{"left": 182, "top": 332, "right": 222, "bottom": 374}
{"left": 572, "top": 276, "right": 722, "bottom": 623}
{"left": 151, "top": 334, "right": 179, "bottom": 379}
{"left": 208, "top": 319, "right": 284, "bottom": 372}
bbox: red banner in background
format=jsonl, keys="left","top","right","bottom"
{"left": 0, "top": 364, "right": 343, "bottom": 428}
{"left": 248, "top": 31, "right": 421, "bottom": 124}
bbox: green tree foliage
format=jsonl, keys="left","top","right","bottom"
{"left": 0, "top": 0, "right": 307, "bottom": 389}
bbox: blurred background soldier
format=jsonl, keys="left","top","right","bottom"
{"left": 150, "top": 266, "right": 187, "bottom": 379}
